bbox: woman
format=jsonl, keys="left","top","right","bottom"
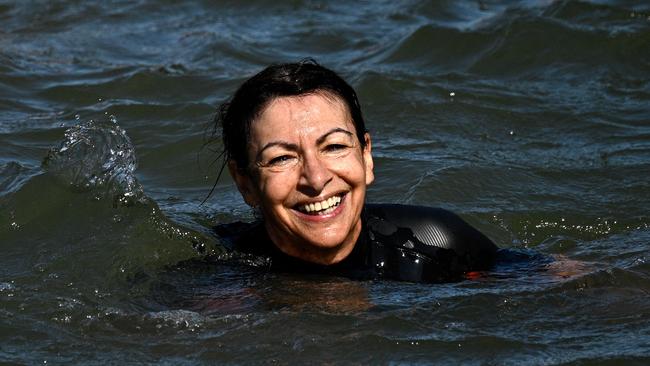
{"left": 213, "top": 60, "right": 498, "bottom": 283}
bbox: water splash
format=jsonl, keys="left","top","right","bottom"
{"left": 42, "top": 117, "right": 144, "bottom": 205}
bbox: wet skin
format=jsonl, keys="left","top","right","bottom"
{"left": 229, "top": 92, "right": 374, "bottom": 265}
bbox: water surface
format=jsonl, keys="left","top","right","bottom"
{"left": 1, "top": 1, "right": 649, "bottom": 364}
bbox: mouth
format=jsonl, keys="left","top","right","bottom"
{"left": 296, "top": 194, "right": 344, "bottom": 216}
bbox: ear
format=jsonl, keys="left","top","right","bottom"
{"left": 362, "top": 133, "right": 374, "bottom": 185}
{"left": 228, "top": 161, "right": 260, "bottom": 207}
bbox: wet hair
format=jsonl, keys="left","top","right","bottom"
{"left": 215, "top": 59, "right": 367, "bottom": 172}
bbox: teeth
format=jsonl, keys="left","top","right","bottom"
{"left": 302, "top": 195, "right": 342, "bottom": 214}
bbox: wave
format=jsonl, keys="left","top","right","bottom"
{"left": 379, "top": 1, "right": 650, "bottom": 76}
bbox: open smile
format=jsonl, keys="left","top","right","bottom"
{"left": 296, "top": 193, "right": 345, "bottom": 216}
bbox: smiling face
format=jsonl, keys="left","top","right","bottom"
{"left": 229, "top": 92, "right": 374, "bottom": 265}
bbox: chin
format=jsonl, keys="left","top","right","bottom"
{"left": 300, "top": 223, "right": 358, "bottom": 250}
{"left": 304, "top": 236, "right": 347, "bottom": 250}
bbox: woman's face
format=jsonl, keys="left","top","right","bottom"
{"left": 230, "top": 93, "right": 374, "bottom": 265}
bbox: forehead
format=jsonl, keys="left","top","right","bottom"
{"left": 251, "top": 93, "right": 354, "bottom": 141}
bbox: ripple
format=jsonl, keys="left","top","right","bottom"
{"left": 0, "top": 161, "right": 39, "bottom": 197}
{"left": 145, "top": 309, "right": 204, "bottom": 331}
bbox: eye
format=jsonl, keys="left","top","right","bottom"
{"left": 267, "top": 154, "right": 296, "bottom": 166}
{"left": 324, "top": 144, "right": 348, "bottom": 152}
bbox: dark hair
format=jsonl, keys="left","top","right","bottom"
{"left": 216, "top": 59, "right": 367, "bottom": 171}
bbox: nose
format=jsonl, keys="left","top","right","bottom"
{"left": 298, "top": 151, "right": 333, "bottom": 195}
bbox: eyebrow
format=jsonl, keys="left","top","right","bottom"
{"left": 316, "top": 127, "right": 354, "bottom": 145}
{"left": 255, "top": 127, "right": 354, "bottom": 162}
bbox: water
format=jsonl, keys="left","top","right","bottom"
{"left": 1, "top": 0, "right": 649, "bottom": 364}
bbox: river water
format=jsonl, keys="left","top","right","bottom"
{"left": 1, "top": 1, "right": 649, "bottom": 364}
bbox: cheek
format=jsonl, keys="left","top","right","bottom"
{"left": 258, "top": 172, "right": 297, "bottom": 205}
{"left": 337, "top": 154, "right": 367, "bottom": 184}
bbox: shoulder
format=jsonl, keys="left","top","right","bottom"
{"left": 364, "top": 203, "right": 498, "bottom": 269}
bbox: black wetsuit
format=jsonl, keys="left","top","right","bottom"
{"left": 214, "top": 204, "right": 498, "bottom": 283}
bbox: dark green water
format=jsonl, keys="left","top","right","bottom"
{"left": 1, "top": 1, "right": 649, "bottom": 364}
